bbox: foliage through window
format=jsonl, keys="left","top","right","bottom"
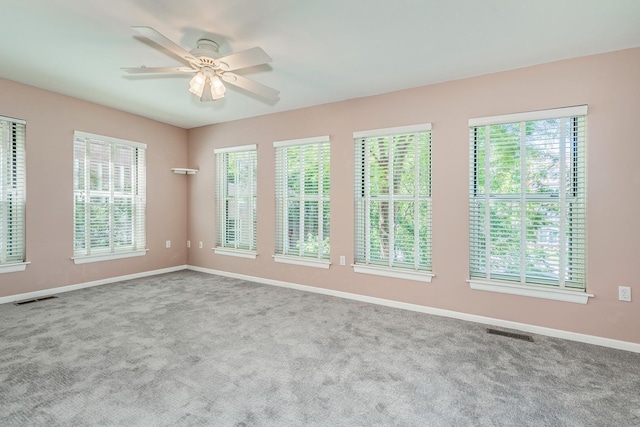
{"left": 469, "top": 106, "right": 587, "bottom": 289}
{"left": 215, "top": 145, "right": 257, "bottom": 253}
{"left": 0, "top": 116, "right": 26, "bottom": 267}
{"left": 274, "top": 136, "right": 330, "bottom": 263}
{"left": 73, "top": 132, "right": 146, "bottom": 259}
{"left": 354, "top": 125, "right": 432, "bottom": 273}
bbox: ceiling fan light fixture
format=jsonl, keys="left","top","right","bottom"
{"left": 189, "top": 72, "right": 206, "bottom": 97}
{"left": 210, "top": 75, "right": 226, "bottom": 100}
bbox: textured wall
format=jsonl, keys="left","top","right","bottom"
{"left": 0, "top": 78, "right": 189, "bottom": 297}
{"left": 187, "top": 48, "right": 640, "bottom": 344}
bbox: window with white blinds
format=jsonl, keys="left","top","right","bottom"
{"left": 354, "top": 124, "right": 432, "bottom": 281}
{"left": 0, "top": 116, "right": 26, "bottom": 271}
{"left": 274, "top": 136, "right": 330, "bottom": 267}
{"left": 215, "top": 145, "right": 257, "bottom": 256}
{"left": 73, "top": 131, "right": 146, "bottom": 263}
{"left": 469, "top": 106, "right": 587, "bottom": 291}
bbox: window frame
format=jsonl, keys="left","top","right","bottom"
{"left": 0, "top": 115, "right": 27, "bottom": 273}
{"left": 72, "top": 131, "right": 147, "bottom": 264}
{"left": 353, "top": 124, "right": 433, "bottom": 282}
{"left": 273, "top": 136, "right": 331, "bottom": 269}
{"left": 468, "top": 106, "right": 592, "bottom": 303}
{"left": 214, "top": 144, "right": 257, "bottom": 259}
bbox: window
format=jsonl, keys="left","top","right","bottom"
{"left": 73, "top": 131, "right": 146, "bottom": 263}
{"left": 354, "top": 124, "right": 433, "bottom": 282}
{"left": 469, "top": 106, "right": 588, "bottom": 302}
{"left": 274, "top": 136, "right": 330, "bottom": 268}
{"left": 214, "top": 145, "right": 257, "bottom": 258}
{"left": 0, "top": 116, "right": 26, "bottom": 273}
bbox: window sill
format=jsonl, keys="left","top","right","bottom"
{"left": 353, "top": 264, "right": 434, "bottom": 282}
{"left": 273, "top": 255, "right": 330, "bottom": 269}
{"left": 468, "top": 278, "right": 593, "bottom": 304}
{"left": 214, "top": 248, "right": 257, "bottom": 259}
{"left": 0, "top": 261, "right": 30, "bottom": 274}
{"left": 72, "top": 249, "right": 147, "bottom": 265}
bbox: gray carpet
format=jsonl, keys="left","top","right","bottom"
{"left": 1, "top": 271, "right": 639, "bottom": 426}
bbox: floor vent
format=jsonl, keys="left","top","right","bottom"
{"left": 14, "top": 295, "right": 58, "bottom": 306}
{"left": 486, "top": 328, "right": 534, "bottom": 342}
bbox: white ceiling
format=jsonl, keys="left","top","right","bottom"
{"left": 1, "top": 0, "right": 639, "bottom": 129}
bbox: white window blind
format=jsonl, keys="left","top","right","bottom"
{"left": 274, "top": 136, "right": 330, "bottom": 261}
{"left": 354, "top": 125, "right": 432, "bottom": 272}
{"left": 215, "top": 145, "right": 257, "bottom": 252}
{"left": 73, "top": 131, "right": 146, "bottom": 259}
{"left": 469, "top": 106, "right": 587, "bottom": 289}
{"left": 0, "top": 116, "right": 26, "bottom": 265}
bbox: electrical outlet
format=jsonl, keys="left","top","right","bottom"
{"left": 187, "top": 240, "right": 191, "bottom": 248}
{"left": 165, "top": 240, "right": 171, "bottom": 249}
{"left": 619, "top": 286, "right": 631, "bottom": 302}
{"left": 340, "top": 255, "right": 346, "bottom": 266}
{"left": 199, "top": 241, "right": 203, "bottom": 249}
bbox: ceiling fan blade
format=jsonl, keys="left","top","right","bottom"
{"left": 132, "top": 26, "right": 198, "bottom": 64}
{"left": 222, "top": 73, "right": 279, "bottom": 100}
{"left": 122, "top": 66, "right": 196, "bottom": 74}
{"left": 217, "top": 47, "right": 272, "bottom": 71}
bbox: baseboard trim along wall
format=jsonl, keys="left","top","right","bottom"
{"left": 0, "top": 265, "right": 188, "bottom": 305}
{"left": 187, "top": 265, "right": 640, "bottom": 354}
{"left": 3, "top": 264, "right": 637, "bottom": 354}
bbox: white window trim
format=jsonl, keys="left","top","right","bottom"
{"left": 273, "top": 135, "right": 329, "bottom": 148}
{"left": 0, "top": 261, "right": 30, "bottom": 274}
{"left": 468, "top": 279, "right": 593, "bottom": 304}
{"left": 469, "top": 105, "right": 588, "bottom": 127}
{"left": 214, "top": 247, "right": 257, "bottom": 259}
{"left": 72, "top": 249, "right": 147, "bottom": 265}
{"left": 353, "top": 264, "right": 434, "bottom": 283}
{"left": 74, "top": 131, "right": 147, "bottom": 149}
{"left": 273, "top": 255, "right": 330, "bottom": 269}
{"left": 354, "top": 125, "right": 433, "bottom": 275}
{"left": 353, "top": 123, "right": 432, "bottom": 139}
{"left": 213, "top": 144, "right": 257, "bottom": 154}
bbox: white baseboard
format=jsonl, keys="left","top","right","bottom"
{"left": 0, "top": 265, "right": 188, "bottom": 305}
{"left": 187, "top": 265, "right": 640, "bottom": 354}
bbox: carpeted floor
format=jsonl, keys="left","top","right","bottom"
{"left": 1, "top": 271, "right": 639, "bottom": 426}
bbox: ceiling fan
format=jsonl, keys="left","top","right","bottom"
{"left": 122, "top": 26, "right": 279, "bottom": 102}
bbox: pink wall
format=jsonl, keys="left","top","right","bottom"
{"left": 0, "top": 79, "right": 189, "bottom": 297}
{"left": 187, "top": 48, "right": 640, "bottom": 344}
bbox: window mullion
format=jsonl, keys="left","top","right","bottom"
{"left": 299, "top": 147, "right": 305, "bottom": 258}
{"left": 109, "top": 145, "right": 115, "bottom": 252}
{"left": 317, "top": 145, "right": 323, "bottom": 260}
{"left": 84, "top": 141, "right": 91, "bottom": 255}
{"left": 0, "top": 130, "right": 7, "bottom": 262}
{"left": 364, "top": 139, "right": 371, "bottom": 264}
{"left": 413, "top": 134, "right": 420, "bottom": 270}
{"left": 483, "top": 126, "right": 491, "bottom": 279}
{"left": 250, "top": 153, "right": 255, "bottom": 251}
{"left": 558, "top": 119, "right": 567, "bottom": 288}
{"left": 234, "top": 156, "right": 240, "bottom": 250}
{"left": 519, "top": 123, "right": 526, "bottom": 285}
{"left": 388, "top": 137, "right": 395, "bottom": 268}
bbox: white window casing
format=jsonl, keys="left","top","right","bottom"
{"left": 468, "top": 106, "right": 588, "bottom": 301}
{"left": 72, "top": 131, "right": 147, "bottom": 263}
{"left": 215, "top": 145, "right": 257, "bottom": 255}
{"left": 353, "top": 124, "right": 433, "bottom": 281}
{"left": 274, "top": 136, "right": 330, "bottom": 265}
{"left": 0, "top": 116, "right": 26, "bottom": 273}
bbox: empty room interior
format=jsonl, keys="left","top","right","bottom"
{"left": 1, "top": 1, "right": 639, "bottom": 425}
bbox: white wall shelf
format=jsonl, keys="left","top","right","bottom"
{"left": 171, "top": 168, "right": 198, "bottom": 175}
